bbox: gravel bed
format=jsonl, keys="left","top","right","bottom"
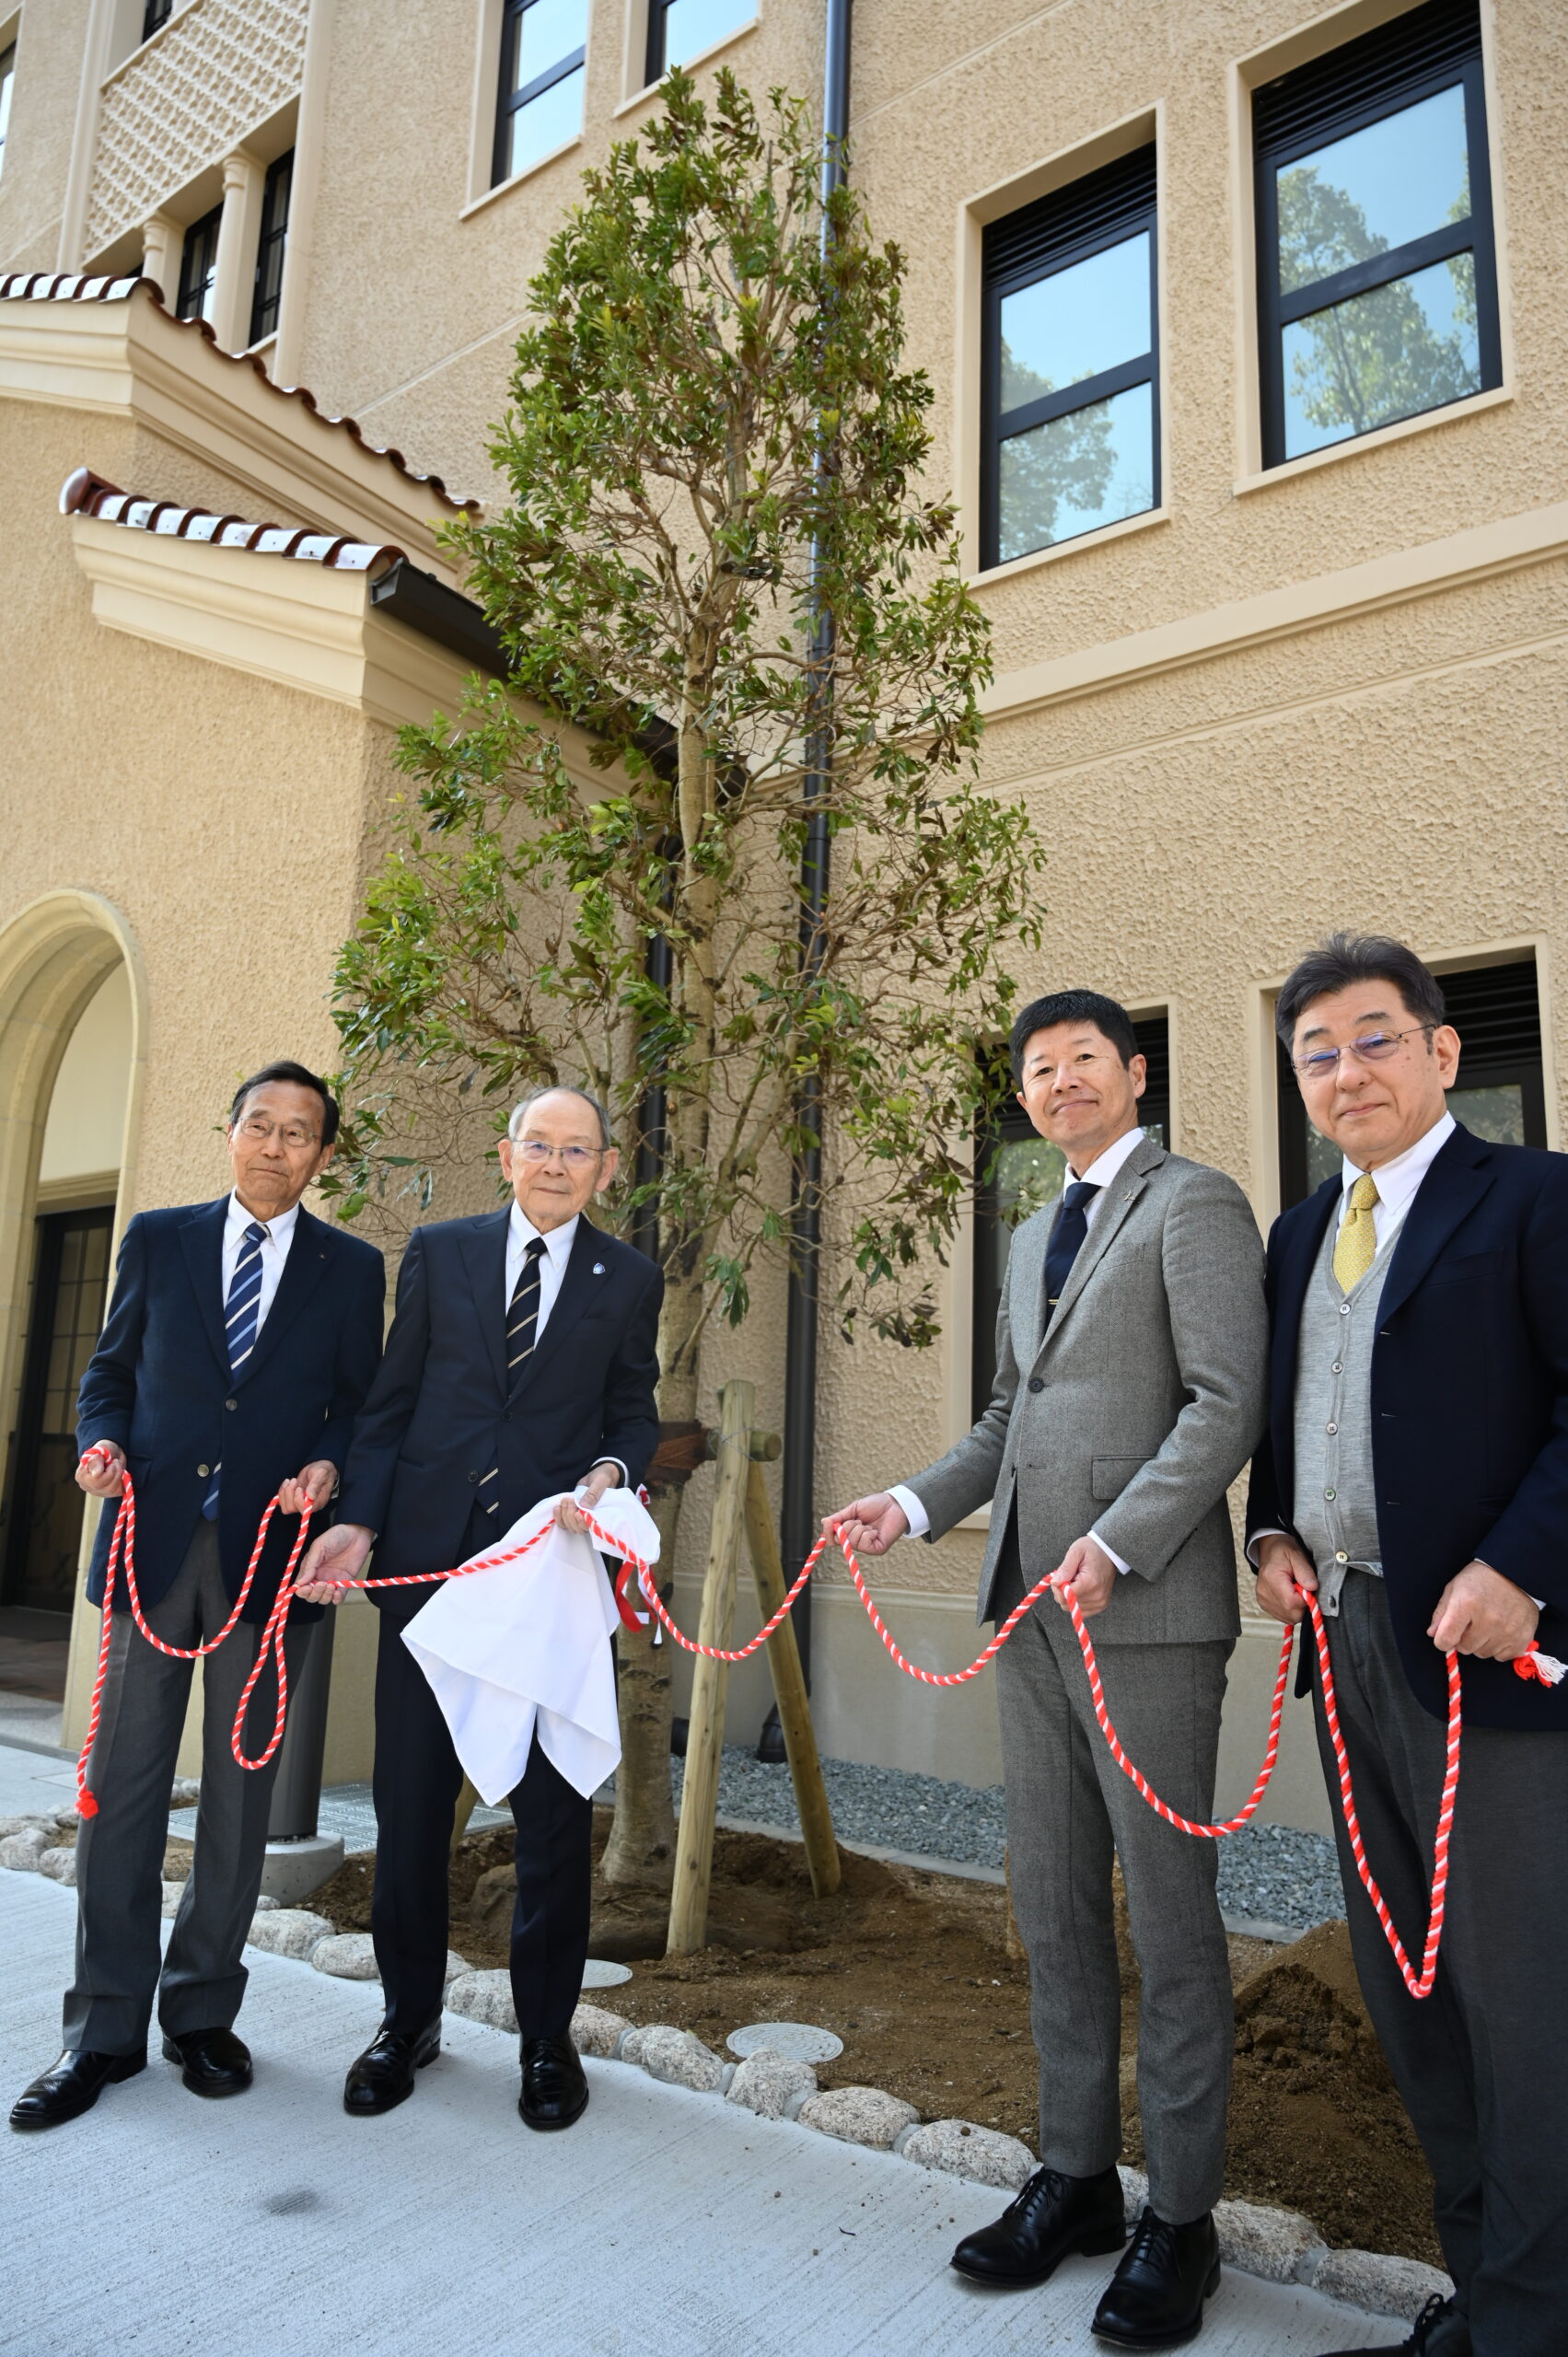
{"left": 594, "top": 1746, "right": 1343, "bottom": 1931}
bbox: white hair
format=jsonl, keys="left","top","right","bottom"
{"left": 506, "top": 1086, "right": 613, "bottom": 1150}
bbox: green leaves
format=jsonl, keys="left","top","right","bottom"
{"left": 330, "top": 70, "right": 1044, "bottom": 1372}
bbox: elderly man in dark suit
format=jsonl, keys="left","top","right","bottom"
{"left": 297, "top": 1085, "right": 662, "bottom": 2131}
{"left": 829, "top": 989, "right": 1267, "bottom": 2351}
{"left": 1249, "top": 935, "right": 1568, "bottom": 2357}
{"left": 9, "top": 1062, "right": 385, "bottom": 2132}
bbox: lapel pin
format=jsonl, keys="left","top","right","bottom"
{"left": 593, "top": 1262, "right": 606, "bottom": 1276}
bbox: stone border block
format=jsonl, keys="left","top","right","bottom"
{"left": 571, "top": 2002, "right": 632, "bottom": 2057}
{"left": 637, "top": 2026, "right": 726, "bottom": 2093}
{"left": 447, "top": 1970, "right": 517, "bottom": 2032}
{"left": 796, "top": 2085, "right": 919, "bottom": 2150}
{"left": 896, "top": 2118, "right": 1035, "bottom": 2190}
{"left": 1307, "top": 2248, "right": 1455, "bottom": 2321}
{"left": 726, "top": 2049, "right": 819, "bottom": 2120}
{"left": 1214, "top": 2197, "right": 1324, "bottom": 2283}
{"left": 245, "top": 1908, "right": 333, "bottom": 1959}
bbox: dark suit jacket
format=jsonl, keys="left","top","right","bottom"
{"left": 1247, "top": 1124, "right": 1568, "bottom": 1728}
{"left": 334, "top": 1209, "right": 662, "bottom": 1609}
{"left": 76, "top": 1198, "right": 386, "bottom": 1622}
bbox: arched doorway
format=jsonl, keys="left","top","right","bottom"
{"left": 0, "top": 893, "right": 145, "bottom": 1742}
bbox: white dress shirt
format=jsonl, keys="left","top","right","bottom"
{"left": 505, "top": 1202, "right": 625, "bottom": 1486}
{"left": 890, "top": 1128, "right": 1147, "bottom": 1571}
{"left": 222, "top": 1191, "right": 299, "bottom": 1332}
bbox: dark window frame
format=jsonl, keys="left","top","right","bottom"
{"left": 493, "top": 0, "right": 586, "bottom": 188}
{"left": 971, "top": 1013, "right": 1170, "bottom": 1420}
{"left": 175, "top": 202, "right": 222, "bottom": 323}
{"left": 645, "top": 0, "right": 751, "bottom": 88}
{"left": 248, "top": 147, "right": 293, "bottom": 347}
{"left": 980, "top": 145, "right": 1160, "bottom": 574}
{"left": 0, "top": 42, "right": 16, "bottom": 179}
{"left": 142, "top": 0, "right": 175, "bottom": 43}
{"left": 1275, "top": 957, "right": 1546, "bottom": 1208}
{"left": 1, "top": 1206, "right": 116, "bottom": 1613}
{"left": 1254, "top": 0, "right": 1502, "bottom": 471}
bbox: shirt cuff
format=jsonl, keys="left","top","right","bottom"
{"left": 585, "top": 1457, "right": 627, "bottom": 1489}
{"left": 1089, "top": 1527, "right": 1132, "bottom": 1576}
{"left": 889, "top": 1483, "right": 931, "bottom": 1539}
{"left": 1246, "top": 1527, "right": 1291, "bottom": 1568}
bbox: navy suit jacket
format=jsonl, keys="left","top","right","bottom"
{"left": 334, "top": 1209, "right": 662, "bottom": 1609}
{"left": 1246, "top": 1124, "right": 1568, "bottom": 1729}
{"left": 76, "top": 1199, "right": 386, "bottom": 1623}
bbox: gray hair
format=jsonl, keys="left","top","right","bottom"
{"left": 507, "top": 1086, "right": 614, "bottom": 1150}
{"left": 1275, "top": 933, "right": 1446, "bottom": 1045}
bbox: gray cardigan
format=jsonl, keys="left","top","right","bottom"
{"left": 906, "top": 1134, "right": 1268, "bottom": 1644}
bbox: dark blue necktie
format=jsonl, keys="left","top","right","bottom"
{"left": 478, "top": 1237, "right": 548, "bottom": 1518}
{"left": 1042, "top": 1181, "right": 1100, "bottom": 1328}
{"left": 203, "top": 1219, "right": 266, "bottom": 1518}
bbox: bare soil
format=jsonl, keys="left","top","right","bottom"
{"left": 303, "top": 1811, "right": 1440, "bottom": 2267}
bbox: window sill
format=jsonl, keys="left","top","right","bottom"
{"left": 461, "top": 134, "right": 585, "bottom": 221}
{"left": 968, "top": 502, "right": 1170, "bottom": 590}
{"left": 1235, "top": 382, "right": 1514, "bottom": 497}
{"left": 614, "top": 17, "right": 761, "bottom": 118}
{"left": 241, "top": 331, "right": 278, "bottom": 370}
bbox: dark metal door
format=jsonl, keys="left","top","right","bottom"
{"left": 2, "top": 1208, "right": 114, "bottom": 1611}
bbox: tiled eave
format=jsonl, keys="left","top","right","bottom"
{"left": 60, "top": 465, "right": 405, "bottom": 575}
{"left": 0, "top": 274, "right": 478, "bottom": 585}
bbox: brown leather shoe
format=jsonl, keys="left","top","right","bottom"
{"left": 519, "top": 2035, "right": 588, "bottom": 2131}
{"left": 10, "top": 2048, "right": 145, "bottom": 2131}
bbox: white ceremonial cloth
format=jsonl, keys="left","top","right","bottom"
{"left": 401, "top": 1487, "right": 661, "bottom": 1805}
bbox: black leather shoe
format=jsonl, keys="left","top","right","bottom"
{"left": 1318, "top": 2294, "right": 1470, "bottom": 2357}
{"left": 10, "top": 2048, "right": 145, "bottom": 2131}
{"left": 950, "top": 2163, "right": 1127, "bottom": 2287}
{"left": 161, "top": 2026, "right": 252, "bottom": 2097}
{"left": 519, "top": 2035, "right": 588, "bottom": 2131}
{"left": 1092, "top": 2207, "right": 1221, "bottom": 2348}
{"left": 343, "top": 2019, "right": 442, "bottom": 2117}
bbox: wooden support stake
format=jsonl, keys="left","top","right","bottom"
{"left": 666, "top": 1378, "right": 753, "bottom": 1955}
{"left": 745, "top": 1459, "right": 841, "bottom": 1898}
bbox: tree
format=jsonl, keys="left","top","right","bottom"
{"left": 328, "top": 70, "right": 1043, "bottom": 1890}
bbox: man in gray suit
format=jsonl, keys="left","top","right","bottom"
{"left": 828, "top": 990, "right": 1267, "bottom": 2351}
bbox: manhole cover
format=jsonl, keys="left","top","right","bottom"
{"left": 727, "top": 2021, "right": 843, "bottom": 2063}
{"left": 581, "top": 1958, "right": 633, "bottom": 1989}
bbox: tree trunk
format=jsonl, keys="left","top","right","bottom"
{"left": 599, "top": 1264, "right": 704, "bottom": 1890}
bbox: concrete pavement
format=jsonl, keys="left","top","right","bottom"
{"left": 0, "top": 1865, "right": 1405, "bottom": 2357}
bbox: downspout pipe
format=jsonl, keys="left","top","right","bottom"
{"left": 769, "top": 0, "right": 853, "bottom": 1749}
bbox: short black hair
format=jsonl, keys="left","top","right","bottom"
{"left": 1010, "top": 990, "right": 1139, "bottom": 1083}
{"left": 1275, "top": 934, "right": 1446, "bottom": 1047}
{"left": 228, "top": 1061, "right": 340, "bottom": 1147}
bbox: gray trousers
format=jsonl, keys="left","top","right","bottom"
{"left": 994, "top": 1575, "right": 1234, "bottom": 2222}
{"left": 1315, "top": 1573, "right": 1568, "bottom": 2357}
{"left": 64, "top": 1520, "right": 308, "bottom": 2055}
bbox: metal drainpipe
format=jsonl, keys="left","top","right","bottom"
{"left": 763, "top": 0, "right": 853, "bottom": 1760}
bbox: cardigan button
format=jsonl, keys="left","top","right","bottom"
{"left": 1028, "top": 1378, "right": 1045, "bottom": 1394}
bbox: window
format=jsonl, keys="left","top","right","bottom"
{"left": 1, "top": 1210, "right": 114, "bottom": 1614}
{"left": 494, "top": 0, "right": 586, "bottom": 185}
{"left": 645, "top": 0, "right": 751, "bottom": 86}
{"left": 1276, "top": 957, "right": 1546, "bottom": 1207}
{"left": 175, "top": 203, "right": 222, "bottom": 324}
{"left": 0, "top": 44, "right": 15, "bottom": 181}
{"left": 972, "top": 1014, "right": 1169, "bottom": 1419}
{"left": 1254, "top": 0, "right": 1500, "bottom": 469}
{"left": 981, "top": 146, "right": 1158, "bottom": 571}
{"left": 249, "top": 148, "right": 293, "bottom": 346}
{"left": 142, "top": 0, "right": 175, "bottom": 40}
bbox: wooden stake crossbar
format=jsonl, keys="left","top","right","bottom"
{"left": 666, "top": 1378, "right": 841, "bottom": 1954}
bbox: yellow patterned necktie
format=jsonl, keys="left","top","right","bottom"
{"left": 1333, "top": 1172, "right": 1380, "bottom": 1292}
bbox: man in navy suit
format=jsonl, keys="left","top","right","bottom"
{"left": 9, "top": 1063, "right": 384, "bottom": 2132}
{"left": 1248, "top": 936, "right": 1568, "bottom": 2357}
{"left": 296, "top": 1086, "right": 662, "bottom": 2130}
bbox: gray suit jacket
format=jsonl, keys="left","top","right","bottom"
{"left": 907, "top": 1135, "right": 1268, "bottom": 1644}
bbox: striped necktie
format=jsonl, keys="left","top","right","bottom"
{"left": 478, "top": 1237, "right": 548, "bottom": 1518}
{"left": 203, "top": 1219, "right": 267, "bottom": 1517}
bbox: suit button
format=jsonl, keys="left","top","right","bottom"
{"left": 468, "top": 1469, "right": 480, "bottom": 1483}
{"left": 197, "top": 1463, "right": 210, "bottom": 1479}
{"left": 225, "top": 1398, "right": 238, "bottom": 1411}
{"left": 1028, "top": 1377, "right": 1045, "bottom": 1394}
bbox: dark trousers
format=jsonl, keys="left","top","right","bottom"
{"left": 1315, "top": 1573, "right": 1568, "bottom": 2357}
{"left": 369, "top": 1591, "right": 594, "bottom": 2043}
{"left": 64, "top": 1519, "right": 308, "bottom": 2054}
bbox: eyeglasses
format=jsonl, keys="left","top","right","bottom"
{"left": 1293, "top": 1024, "right": 1436, "bottom": 1080}
{"left": 235, "top": 1115, "right": 320, "bottom": 1150}
{"left": 512, "top": 1140, "right": 606, "bottom": 1168}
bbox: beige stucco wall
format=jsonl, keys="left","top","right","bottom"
{"left": 2, "top": 0, "right": 1564, "bottom": 1822}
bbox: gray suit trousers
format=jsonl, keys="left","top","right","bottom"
{"left": 64, "top": 1519, "right": 308, "bottom": 2054}
{"left": 1315, "top": 1573, "right": 1568, "bottom": 2357}
{"left": 996, "top": 1554, "right": 1233, "bottom": 2221}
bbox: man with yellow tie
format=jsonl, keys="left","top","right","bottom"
{"left": 1248, "top": 934, "right": 1568, "bottom": 2357}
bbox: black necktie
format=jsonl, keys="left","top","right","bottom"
{"left": 1043, "top": 1181, "right": 1100, "bottom": 1327}
{"left": 505, "top": 1235, "right": 548, "bottom": 1390}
